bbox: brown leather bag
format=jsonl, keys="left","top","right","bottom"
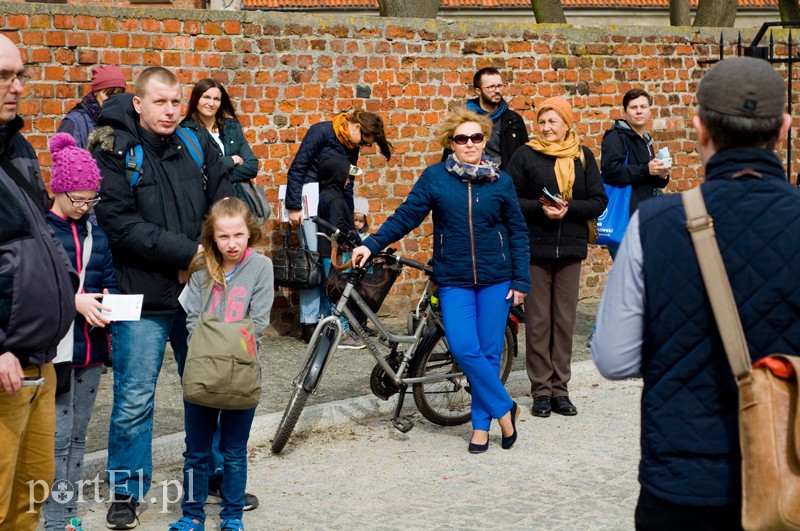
{"left": 684, "top": 187, "right": 800, "bottom": 530}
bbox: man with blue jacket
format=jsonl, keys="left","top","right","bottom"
{"left": 592, "top": 57, "right": 800, "bottom": 529}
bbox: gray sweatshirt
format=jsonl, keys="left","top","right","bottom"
{"left": 185, "top": 250, "right": 274, "bottom": 350}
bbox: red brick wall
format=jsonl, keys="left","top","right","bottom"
{"left": 1, "top": 2, "right": 793, "bottom": 332}
{"left": 7, "top": 0, "right": 202, "bottom": 8}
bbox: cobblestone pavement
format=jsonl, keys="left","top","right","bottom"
{"left": 74, "top": 359, "right": 643, "bottom": 531}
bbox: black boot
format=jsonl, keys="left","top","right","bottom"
{"left": 300, "top": 323, "right": 316, "bottom": 343}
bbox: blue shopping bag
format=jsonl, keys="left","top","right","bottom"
{"left": 596, "top": 183, "right": 632, "bottom": 246}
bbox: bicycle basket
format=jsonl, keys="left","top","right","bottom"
{"left": 325, "top": 256, "right": 401, "bottom": 313}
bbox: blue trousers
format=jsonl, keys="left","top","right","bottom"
{"left": 438, "top": 282, "right": 513, "bottom": 431}
{"left": 299, "top": 220, "right": 323, "bottom": 325}
{"left": 321, "top": 257, "right": 349, "bottom": 332}
{"left": 106, "top": 313, "right": 189, "bottom": 500}
{"left": 181, "top": 403, "right": 255, "bottom": 522}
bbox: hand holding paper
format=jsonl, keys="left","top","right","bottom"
{"left": 100, "top": 294, "right": 143, "bottom": 321}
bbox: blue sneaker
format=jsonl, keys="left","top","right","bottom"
{"left": 65, "top": 518, "right": 84, "bottom": 531}
{"left": 167, "top": 516, "right": 204, "bottom": 531}
{"left": 219, "top": 519, "right": 244, "bottom": 531}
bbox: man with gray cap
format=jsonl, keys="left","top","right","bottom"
{"left": 591, "top": 56, "right": 800, "bottom": 528}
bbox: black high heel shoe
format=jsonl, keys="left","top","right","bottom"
{"left": 501, "top": 402, "right": 520, "bottom": 450}
{"left": 468, "top": 432, "right": 489, "bottom": 454}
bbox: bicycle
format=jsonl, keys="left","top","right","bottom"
{"left": 271, "top": 216, "right": 518, "bottom": 454}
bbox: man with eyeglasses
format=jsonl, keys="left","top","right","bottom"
{"left": 58, "top": 64, "right": 127, "bottom": 149}
{"left": 0, "top": 34, "right": 77, "bottom": 528}
{"left": 442, "top": 67, "right": 528, "bottom": 170}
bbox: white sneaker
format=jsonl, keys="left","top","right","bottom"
{"left": 338, "top": 332, "right": 365, "bottom": 350}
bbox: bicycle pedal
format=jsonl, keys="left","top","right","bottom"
{"left": 393, "top": 416, "right": 414, "bottom": 433}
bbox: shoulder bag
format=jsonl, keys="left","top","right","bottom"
{"left": 596, "top": 151, "right": 632, "bottom": 246}
{"left": 183, "top": 286, "right": 261, "bottom": 410}
{"left": 273, "top": 225, "right": 323, "bottom": 289}
{"left": 683, "top": 186, "right": 800, "bottom": 531}
{"left": 232, "top": 180, "right": 271, "bottom": 225}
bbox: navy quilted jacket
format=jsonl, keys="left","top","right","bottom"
{"left": 47, "top": 212, "right": 118, "bottom": 366}
{"left": 637, "top": 147, "right": 800, "bottom": 506}
{"left": 285, "top": 121, "right": 358, "bottom": 211}
{"left": 364, "top": 162, "right": 530, "bottom": 293}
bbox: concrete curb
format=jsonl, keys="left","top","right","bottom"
{"left": 82, "top": 360, "right": 602, "bottom": 480}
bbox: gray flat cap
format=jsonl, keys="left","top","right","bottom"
{"left": 698, "top": 56, "right": 785, "bottom": 118}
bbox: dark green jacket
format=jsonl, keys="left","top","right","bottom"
{"left": 182, "top": 117, "right": 258, "bottom": 183}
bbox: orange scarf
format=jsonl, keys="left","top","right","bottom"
{"left": 525, "top": 131, "right": 581, "bottom": 199}
{"left": 333, "top": 112, "right": 356, "bottom": 150}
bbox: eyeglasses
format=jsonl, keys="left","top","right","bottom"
{"left": 452, "top": 133, "right": 485, "bottom": 145}
{"left": 65, "top": 192, "right": 101, "bottom": 208}
{"left": 0, "top": 70, "right": 30, "bottom": 87}
{"left": 481, "top": 84, "right": 505, "bottom": 92}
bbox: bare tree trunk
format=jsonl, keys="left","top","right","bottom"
{"left": 670, "top": 0, "right": 691, "bottom": 25}
{"left": 377, "top": 0, "right": 440, "bottom": 18}
{"left": 693, "top": 0, "right": 737, "bottom": 27}
{"left": 779, "top": 0, "right": 800, "bottom": 21}
{"left": 531, "top": 0, "right": 568, "bottom": 23}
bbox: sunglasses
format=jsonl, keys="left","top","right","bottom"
{"left": 452, "top": 133, "right": 485, "bottom": 145}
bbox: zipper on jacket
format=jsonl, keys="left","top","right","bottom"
{"left": 555, "top": 220, "right": 562, "bottom": 259}
{"left": 468, "top": 182, "right": 477, "bottom": 284}
{"left": 439, "top": 233, "right": 444, "bottom": 260}
{"left": 70, "top": 221, "right": 92, "bottom": 366}
{"left": 498, "top": 231, "right": 506, "bottom": 262}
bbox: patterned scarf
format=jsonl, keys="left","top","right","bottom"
{"left": 525, "top": 131, "right": 581, "bottom": 199}
{"left": 445, "top": 153, "right": 500, "bottom": 183}
{"left": 333, "top": 112, "right": 356, "bottom": 150}
{"left": 80, "top": 92, "right": 102, "bottom": 125}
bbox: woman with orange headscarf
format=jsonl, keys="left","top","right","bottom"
{"left": 506, "top": 97, "right": 607, "bottom": 418}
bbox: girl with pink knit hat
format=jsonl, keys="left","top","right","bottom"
{"left": 42, "top": 133, "right": 118, "bottom": 531}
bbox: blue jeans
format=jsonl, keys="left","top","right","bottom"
{"left": 106, "top": 313, "right": 189, "bottom": 500}
{"left": 438, "top": 282, "right": 514, "bottom": 431}
{"left": 181, "top": 402, "right": 255, "bottom": 522}
{"left": 299, "top": 220, "right": 323, "bottom": 325}
{"left": 321, "top": 258, "right": 349, "bottom": 332}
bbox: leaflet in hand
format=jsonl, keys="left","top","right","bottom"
{"left": 541, "top": 187, "right": 566, "bottom": 207}
{"left": 100, "top": 294, "right": 143, "bottom": 321}
{"left": 277, "top": 183, "right": 320, "bottom": 222}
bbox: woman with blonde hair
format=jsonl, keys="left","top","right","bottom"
{"left": 506, "top": 97, "right": 607, "bottom": 418}
{"left": 352, "top": 106, "right": 530, "bottom": 453}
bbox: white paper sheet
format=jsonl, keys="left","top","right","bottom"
{"left": 100, "top": 294, "right": 143, "bottom": 321}
{"left": 278, "top": 182, "right": 319, "bottom": 222}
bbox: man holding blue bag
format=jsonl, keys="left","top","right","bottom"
{"left": 598, "top": 89, "right": 670, "bottom": 258}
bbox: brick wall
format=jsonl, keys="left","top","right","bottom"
{"left": 1, "top": 2, "right": 794, "bottom": 332}
{"left": 7, "top": 0, "right": 203, "bottom": 9}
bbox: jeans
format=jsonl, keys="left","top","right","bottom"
{"left": 42, "top": 365, "right": 103, "bottom": 530}
{"left": 181, "top": 402, "right": 255, "bottom": 522}
{"left": 106, "top": 313, "right": 189, "bottom": 500}
{"left": 0, "top": 363, "right": 56, "bottom": 529}
{"left": 321, "top": 257, "right": 349, "bottom": 333}
{"left": 298, "top": 220, "right": 323, "bottom": 325}
{"left": 438, "top": 282, "right": 513, "bottom": 431}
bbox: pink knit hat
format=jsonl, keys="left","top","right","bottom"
{"left": 91, "top": 64, "right": 125, "bottom": 92}
{"left": 49, "top": 133, "right": 102, "bottom": 193}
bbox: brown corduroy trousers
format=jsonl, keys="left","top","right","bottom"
{"left": 524, "top": 259, "right": 582, "bottom": 398}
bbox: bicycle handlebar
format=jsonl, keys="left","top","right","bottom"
{"left": 311, "top": 216, "right": 432, "bottom": 275}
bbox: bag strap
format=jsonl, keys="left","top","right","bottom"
{"left": 296, "top": 224, "right": 310, "bottom": 250}
{"left": 682, "top": 187, "right": 751, "bottom": 379}
{"left": 0, "top": 157, "right": 47, "bottom": 215}
{"left": 125, "top": 144, "right": 144, "bottom": 188}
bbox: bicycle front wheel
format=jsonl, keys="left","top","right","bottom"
{"left": 270, "top": 384, "right": 310, "bottom": 454}
{"left": 411, "top": 327, "right": 472, "bottom": 426}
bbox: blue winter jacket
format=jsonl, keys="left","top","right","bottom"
{"left": 637, "top": 148, "right": 800, "bottom": 506}
{"left": 47, "top": 212, "right": 118, "bottom": 366}
{"left": 364, "top": 162, "right": 530, "bottom": 293}
{"left": 285, "top": 121, "right": 358, "bottom": 211}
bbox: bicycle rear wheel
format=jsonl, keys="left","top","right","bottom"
{"left": 412, "top": 322, "right": 516, "bottom": 426}
{"left": 411, "top": 326, "right": 471, "bottom": 426}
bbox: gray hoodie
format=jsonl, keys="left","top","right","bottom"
{"left": 185, "top": 250, "right": 274, "bottom": 350}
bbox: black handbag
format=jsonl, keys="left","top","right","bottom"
{"left": 325, "top": 246, "right": 401, "bottom": 313}
{"left": 273, "top": 226, "right": 323, "bottom": 289}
